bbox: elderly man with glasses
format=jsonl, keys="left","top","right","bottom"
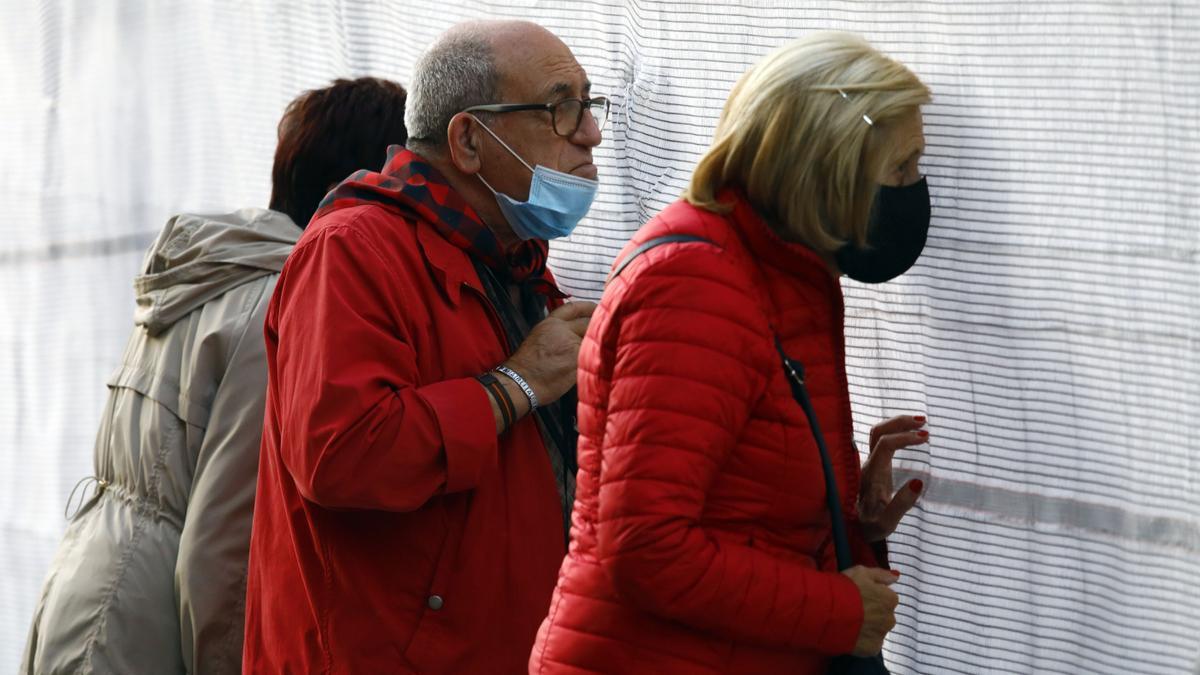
{"left": 242, "top": 20, "right": 606, "bottom": 675}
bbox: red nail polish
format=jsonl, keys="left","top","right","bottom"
{"left": 890, "top": 570, "right": 901, "bottom": 576}
{"left": 909, "top": 479, "right": 924, "bottom": 494}
{"left": 913, "top": 415, "right": 926, "bottom": 424}
{"left": 917, "top": 430, "right": 929, "bottom": 439}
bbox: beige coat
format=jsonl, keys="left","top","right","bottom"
{"left": 22, "top": 208, "right": 301, "bottom": 674}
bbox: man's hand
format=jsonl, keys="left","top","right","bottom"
{"left": 842, "top": 566, "right": 900, "bottom": 656}
{"left": 503, "top": 301, "right": 597, "bottom": 407}
{"left": 858, "top": 415, "right": 928, "bottom": 542}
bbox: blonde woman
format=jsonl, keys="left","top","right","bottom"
{"left": 530, "top": 33, "right": 932, "bottom": 674}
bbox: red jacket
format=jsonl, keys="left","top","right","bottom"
{"left": 530, "top": 193, "right": 882, "bottom": 674}
{"left": 244, "top": 152, "right": 567, "bottom": 674}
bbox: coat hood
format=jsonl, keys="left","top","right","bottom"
{"left": 133, "top": 208, "right": 301, "bottom": 335}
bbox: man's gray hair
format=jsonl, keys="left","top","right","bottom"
{"left": 405, "top": 31, "right": 500, "bottom": 148}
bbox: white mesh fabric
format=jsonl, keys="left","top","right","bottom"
{"left": 2, "top": 2, "right": 1196, "bottom": 672}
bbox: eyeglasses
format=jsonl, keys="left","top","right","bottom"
{"left": 464, "top": 96, "right": 610, "bottom": 137}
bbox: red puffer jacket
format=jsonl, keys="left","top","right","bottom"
{"left": 530, "top": 191, "right": 884, "bottom": 674}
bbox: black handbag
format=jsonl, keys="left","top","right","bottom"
{"left": 611, "top": 235, "right": 891, "bottom": 674}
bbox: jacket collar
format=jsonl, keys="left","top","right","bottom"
{"left": 416, "top": 218, "right": 479, "bottom": 306}
{"left": 721, "top": 188, "right": 842, "bottom": 300}
{"left": 315, "top": 146, "right": 564, "bottom": 306}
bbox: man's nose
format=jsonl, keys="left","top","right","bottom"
{"left": 571, "top": 107, "right": 604, "bottom": 148}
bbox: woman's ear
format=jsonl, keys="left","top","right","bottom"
{"left": 446, "top": 113, "right": 483, "bottom": 175}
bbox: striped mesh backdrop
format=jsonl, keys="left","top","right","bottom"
{"left": 1, "top": 1, "right": 1196, "bottom": 673}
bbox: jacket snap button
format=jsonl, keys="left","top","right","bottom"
{"left": 427, "top": 595, "right": 444, "bottom": 610}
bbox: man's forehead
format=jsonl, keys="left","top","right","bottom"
{"left": 495, "top": 30, "right": 589, "bottom": 100}
{"left": 540, "top": 77, "right": 592, "bottom": 100}
{"left": 505, "top": 61, "right": 589, "bottom": 101}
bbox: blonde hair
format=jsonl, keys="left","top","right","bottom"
{"left": 684, "top": 32, "right": 931, "bottom": 251}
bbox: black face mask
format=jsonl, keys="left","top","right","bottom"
{"left": 835, "top": 177, "right": 931, "bottom": 284}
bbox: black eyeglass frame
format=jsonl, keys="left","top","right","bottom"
{"left": 463, "top": 96, "right": 610, "bottom": 137}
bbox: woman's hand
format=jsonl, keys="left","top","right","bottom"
{"left": 858, "top": 415, "right": 928, "bottom": 542}
{"left": 842, "top": 566, "right": 899, "bottom": 656}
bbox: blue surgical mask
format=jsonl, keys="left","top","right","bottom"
{"left": 471, "top": 115, "right": 598, "bottom": 241}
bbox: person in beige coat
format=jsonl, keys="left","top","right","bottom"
{"left": 21, "top": 77, "right": 408, "bottom": 675}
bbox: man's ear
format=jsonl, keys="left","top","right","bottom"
{"left": 446, "top": 113, "right": 483, "bottom": 175}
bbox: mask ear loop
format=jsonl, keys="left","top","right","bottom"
{"left": 467, "top": 114, "right": 537, "bottom": 193}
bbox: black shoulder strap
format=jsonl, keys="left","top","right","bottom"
{"left": 608, "top": 234, "right": 715, "bottom": 282}
{"left": 776, "top": 338, "right": 855, "bottom": 571}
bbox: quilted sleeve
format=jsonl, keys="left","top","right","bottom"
{"left": 595, "top": 246, "right": 865, "bottom": 654}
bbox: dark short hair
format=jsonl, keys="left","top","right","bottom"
{"left": 269, "top": 77, "right": 408, "bottom": 228}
